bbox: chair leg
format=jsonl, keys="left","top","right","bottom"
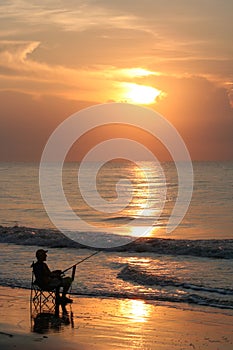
{"left": 30, "top": 285, "right": 57, "bottom": 318}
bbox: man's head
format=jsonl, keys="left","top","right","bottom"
{"left": 36, "top": 249, "right": 48, "bottom": 261}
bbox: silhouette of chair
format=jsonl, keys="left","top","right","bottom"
{"left": 30, "top": 262, "right": 76, "bottom": 319}
{"left": 30, "top": 267, "right": 58, "bottom": 318}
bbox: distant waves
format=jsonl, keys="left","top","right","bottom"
{"left": 0, "top": 226, "right": 233, "bottom": 259}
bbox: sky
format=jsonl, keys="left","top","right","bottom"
{"left": 0, "top": 0, "right": 233, "bottom": 161}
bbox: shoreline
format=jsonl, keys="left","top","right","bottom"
{"left": 0, "top": 286, "right": 233, "bottom": 349}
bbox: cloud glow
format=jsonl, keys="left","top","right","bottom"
{"left": 122, "top": 83, "right": 163, "bottom": 104}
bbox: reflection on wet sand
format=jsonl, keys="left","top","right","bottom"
{"left": 119, "top": 299, "right": 152, "bottom": 323}
{"left": 32, "top": 305, "right": 74, "bottom": 334}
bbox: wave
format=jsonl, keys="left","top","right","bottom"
{"left": 104, "top": 216, "right": 135, "bottom": 221}
{"left": 118, "top": 265, "right": 233, "bottom": 296}
{"left": 0, "top": 225, "right": 233, "bottom": 259}
{"left": 116, "top": 265, "right": 233, "bottom": 310}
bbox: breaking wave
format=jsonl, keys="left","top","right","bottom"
{"left": 117, "top": 265, "right": 233, "bottom": 310}
{"left": 0, "top": 225, "right": 233, "bottom": 259}
{"left": 118, "top": 265, "right": 233, "bottom": 295}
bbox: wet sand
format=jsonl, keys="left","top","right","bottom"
{"left": 0, "top": 286, "right": 232, "bottom": 350}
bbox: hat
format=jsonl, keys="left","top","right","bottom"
{"left": 36, "top": 249, "right": 48, "bottom": 259}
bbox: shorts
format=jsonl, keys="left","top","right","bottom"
{"left": 48, "top": 276, "right": 72, "bottom": 289}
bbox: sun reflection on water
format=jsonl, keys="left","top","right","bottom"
{"left": 119, "top": 299, "right": 151, "bottom": 323}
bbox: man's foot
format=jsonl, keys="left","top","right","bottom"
{"left": 60, "top": 296, "right": 73, "bottom": 305}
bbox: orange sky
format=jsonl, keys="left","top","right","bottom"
{"left": 0, "top": 0, "right": 232, "bottom": 161}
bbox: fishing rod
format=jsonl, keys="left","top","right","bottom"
{"left": 62, "top": 251, "right": 100, "bottom": 274}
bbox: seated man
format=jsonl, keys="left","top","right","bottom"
{"left": 33, "top": 249, "right": 72, "bottom": 305}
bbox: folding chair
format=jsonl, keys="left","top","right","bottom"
{"left": 30, "top": 262, "right": 76, "bottom": 319}
{"left": 30, "top": 263, "right": 59, "bottom": 319}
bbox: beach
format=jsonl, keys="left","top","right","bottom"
{"left": 0, "top": 286, "right": 232, "bottom": 350}
{"left": 1, "top": 0, "right": 233, "bottom": 344}
{"left": 0, "top": 162, "right": 232, "bottom": 349}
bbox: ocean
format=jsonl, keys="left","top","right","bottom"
{"left": 0, "top": 161, "right": 232, "bottom": 314}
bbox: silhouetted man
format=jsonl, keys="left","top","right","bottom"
{"left": 33, "top": 249, "right": 72, "bottom": 305}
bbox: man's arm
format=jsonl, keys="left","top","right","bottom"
{"left": 41, "top": 262, "right": 53, "bottom": 285}
{"left": 43, "top": 263, "right": 61, "bottom": 279}
{"left": 43, "top": 262, "right": 51, "bottom": 276}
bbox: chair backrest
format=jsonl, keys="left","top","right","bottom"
{"left": 31, "top": 261, "right": 51, "bottom": 291}
{"left": 31, "top": 261, "right": 36, "bottom": 283}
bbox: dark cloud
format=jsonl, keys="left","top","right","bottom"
{"left": 150, "top": 76, "right": 233, "bottom": 160}
{"left": 0, "top": 91, "right": 96, "bottom": 161}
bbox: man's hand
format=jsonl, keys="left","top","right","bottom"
{"left": 51, "top": 269, "right": 62, "bottom": 277}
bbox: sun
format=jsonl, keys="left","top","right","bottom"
{"left": 124, "top": 83, "right": 162, "bottom": 105}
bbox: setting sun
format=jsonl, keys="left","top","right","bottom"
{"left": 123, "top": 83, "right": 162, "bottom": 104}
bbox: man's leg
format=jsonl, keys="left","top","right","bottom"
{"left": 61, "top": 277, "right": 72, "bottom": 301}
{"left": 55, "top": 286, "right": 60, "bottom": 303}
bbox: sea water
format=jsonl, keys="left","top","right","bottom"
{"left": 0, "top": 162, "right": 232, "bottom": 314}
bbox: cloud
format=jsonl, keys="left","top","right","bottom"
{"left": 0, "top": 0, "right": 232, "bottom": 87}
{"left": 0, "top": 75, "right": 232, "bottom": 161}
{"left": 0, "top": 1, "right": 232, "bottom": 161}
{"left": 0, "top": 41, "right": 122, "bottom": 100}
{"left": 0, "top": 41, "right": 165, "bottom": 102}
{"left": 148, "top": 75, "right": 233, "bottom": 160}
{"left": 0, "top": 40, "right": 40, "bottom": 64}
{"left": 0, "top": 0, "right": 142, "bottom": 33}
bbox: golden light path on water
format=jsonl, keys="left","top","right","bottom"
{"left": 119, "top": 163, "right": 165, "bottom": 238}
